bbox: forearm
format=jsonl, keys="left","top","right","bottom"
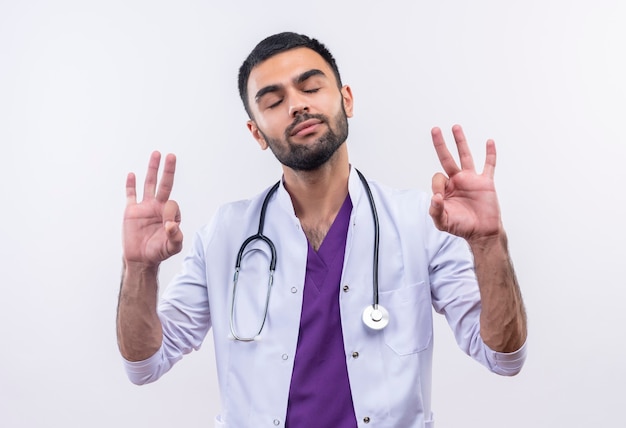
{"left": 116, "top": 261, "right": 163, "bottom": 361}
{"left": 469, "top": 230, "right": 527, "bottom": 353}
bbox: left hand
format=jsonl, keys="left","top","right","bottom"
{"left": 429, "top": 124, "right": 503, "bottom": 243}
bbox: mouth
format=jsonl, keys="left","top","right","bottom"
{"left": 289, "top": 118, "right": 324, "bottom": 137}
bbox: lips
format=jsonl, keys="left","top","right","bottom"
{"left": 289, "top": 118, "right": 323, "bottom": 137}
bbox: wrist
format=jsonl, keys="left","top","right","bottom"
{"left": 467, "top": 227, "right": 508, "bottom": 253}
{"left": 123, "top": 259, "right": 160, "bottom": 275}
{"left": 121, "top": 260, "right": 160, "bottom": 294}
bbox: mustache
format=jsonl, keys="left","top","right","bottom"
{"left": 285, "top": 113, "right": 327, "bottom": 137}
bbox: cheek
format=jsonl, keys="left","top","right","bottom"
{"left": 328, "top": 95, "right": 346, "bottom": 117}
{"left": 258, "top": 114, "right": 288, "bottom": 137}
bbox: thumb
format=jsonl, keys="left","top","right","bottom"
{"left": 429, "top": 172, "right": 448, "bottom": 231}
{"left": 429, "top": 193, "right": 446, "bottom": 231}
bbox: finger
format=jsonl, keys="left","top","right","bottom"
{"left": 431, "top": 172, "right": 447, "bottom": 197}
{"left": 482, "top": 139, "right": 497, "bottom": 178}
{"left": 451, "top": 124, "right": 476, "bottom": 171}
{"left": 163, "top": 200, "right": 183, "bottom": 255}
{"left": 163, "top": 199, "right": 181, "bottom": 224}
{"left": 125, "top": 172, "right": 137, "bottom": 205}
{"left": 165, "top": 221, "right": 184, "bottom": 256}
{"left": 142, "top": 151, "right": 162, "bottom": 201}
{"left": 431, "top": 127, "right": 461, "bottom": 176}
{"left": 156, "top": 153, "right": 177, "bottom": 203}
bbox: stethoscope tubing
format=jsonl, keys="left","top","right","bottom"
{"left": 355, "top": 169, "right": 381, "bottom": 309}
{"left": 231, "top": 181, "right": 280, "bottom": 341}
{"left": 229, "top": 171, "right": 387, "bottom": 341}
{"left": 234, "top": 181, "right": 280, "bottom": 271}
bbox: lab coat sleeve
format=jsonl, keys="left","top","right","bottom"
{"left": 122, "top": 224, "right": 213, "bottom": 385}
{"left": 428, "top": 229, "right": 526, "bottom": 376}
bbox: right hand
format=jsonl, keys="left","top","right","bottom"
{"left": 123, "top": 151, "right": 183, "bottom": 267}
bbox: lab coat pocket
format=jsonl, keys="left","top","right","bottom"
{"left": 380, "top": 282, "right": 432, "bottom": 355}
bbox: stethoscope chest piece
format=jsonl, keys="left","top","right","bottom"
{"left": 362, "top": 304, "right": 389, "bottom": 330}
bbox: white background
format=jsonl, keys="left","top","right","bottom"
{"left": 1, "top": 1, "right": 625, "bottom": 427}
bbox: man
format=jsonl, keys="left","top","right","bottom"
{"left": 117, "top": 32, "right": 527, "bottom": 427}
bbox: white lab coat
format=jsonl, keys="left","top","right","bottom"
{"left": 123, "top": 167, "right": 526, "bottom": 428}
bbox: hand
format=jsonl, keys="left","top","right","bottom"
{"left": 123, "top": 151, "right": 183, "bottom": 267}
{"left": 429, "top": 125, "right": 502, "bottom": 243}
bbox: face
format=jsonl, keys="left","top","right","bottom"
{"left": 246, "top": 47, "right": 354, "bottom": 171}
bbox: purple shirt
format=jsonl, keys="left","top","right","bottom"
{"left": 285, "top": 196, "right": 357, "bottom": 428}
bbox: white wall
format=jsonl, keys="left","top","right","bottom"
{"left": 1, "top": 1, "right": 624, "bottom": 426}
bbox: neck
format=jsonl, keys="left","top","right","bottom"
{"left": 282, "top": 146, "right": 350, "bottom": 250}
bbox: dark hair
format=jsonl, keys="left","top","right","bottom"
{"left": 238, "top": 32, "right": 343, "bottom": 118}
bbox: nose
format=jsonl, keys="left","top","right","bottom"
{"left": 288, "top": 99, "right": 309, "bottom": 117}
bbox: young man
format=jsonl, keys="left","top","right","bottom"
{"left": 117, "top": 32, "right": 527, "bottom": 427}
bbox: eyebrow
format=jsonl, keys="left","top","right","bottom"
{"left": 254, "top": 68, "right": 328, "bottom": 103}
{"left": 295, "top": 68, "right": 326, "bottom": 85}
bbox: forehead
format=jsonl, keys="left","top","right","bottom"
{"left": 247, "top": 47, "right": 336, "bottom": 94}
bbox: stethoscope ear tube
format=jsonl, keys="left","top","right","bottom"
{"left": 230, "top": 265, "right": 275, "bottom": 342}
{"left": 230, "top": 182, "right": 280, "bottom": 342}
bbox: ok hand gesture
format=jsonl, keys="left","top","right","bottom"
{"left": 429, "top": 125, "right": 503, "bottom": 243}
{"left": 123, "top": 151, "right": 183, "bottom": 267}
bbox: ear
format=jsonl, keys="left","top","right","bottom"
{"left": 340, "top": 85, "right": 354, "bottom": 118}
{"left": 247, "top": 120, "right": 269, "bottom": 150}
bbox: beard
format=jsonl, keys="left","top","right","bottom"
{"left": 259, "top": 107, "right": 349, "bottom": 171}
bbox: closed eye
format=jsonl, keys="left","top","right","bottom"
{"left": 267, "top": 98, "right": 283, "bottom": 109}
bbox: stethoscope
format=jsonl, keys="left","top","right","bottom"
{"left": 230, "top": 170, "right": 389, "bottom": 342}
